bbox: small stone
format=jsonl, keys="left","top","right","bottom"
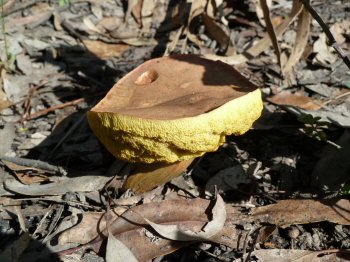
{"left": 287, "top": 226, "right": 300, "bottom": 239}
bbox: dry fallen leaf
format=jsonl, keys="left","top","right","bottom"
{"left": 203, "top": 53, "right": 247, "bottom": 65}
{"left": 82, "top": 40, "right": 130, "bottom": 59}
{"left": 96, "top": 17, "right": 123, "bottom": 32}
{"left": 10, "top": 173, "right": 49, "bottom": 185}
{"left": 144, "top": 195, "right": 226, "bottom": 241}
{"left": 59, "top": 197, "right": 350, "bottom": 261}
{"left": 267, "top": 91, "right": 322, "bottom": 110}
{"left": 3, "top": 176, "right": 111, "bottom": 196}
{"left": 313, "top": 33, "right": 338, "bottom": 66}
{"left": 202, "top": 13, "right": 233, "bottom": 54}
{"left": 255, "top": 0, "right": 272, "bottom": 26}
{"left": 237, "top": 249, "right": 350, "bottom": 262}
{"left": 253, "top": 199, "right": 350, "bottom": 226}
{"left": 330, "top": 20, "right": 350, "bottom": 45}
{"left": 247, "top": 0, "right": 303, "bottom": 57}
{"left": 0, "top": 89, "right": 11, "bottom": 112}
{"left": 283, "top": 7, "right": 311, "bottom": 75}
{"left": 59, "top": 197, "right": 242, "bottom": 261}
{"left": 186, "top": 0, "right": 207, "bottom": 49}
{"left": 106, "top": 232, "right": 139, "bottom": 262}
{"left": 83, "top": 17, "right": 104, "bottom": 34}
{"left": 260, "top": 0, "right": 282, "bottom": 72}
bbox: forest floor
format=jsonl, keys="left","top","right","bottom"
{"left": 0, "top": 0, "right": 350, "bottom": 261}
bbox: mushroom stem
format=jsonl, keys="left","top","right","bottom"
{"left": 122, "top": 159, "right": 194, "bottom": 193}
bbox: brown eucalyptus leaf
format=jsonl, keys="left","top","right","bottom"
{"left": 203, "top": 53, "right": 247, "bottom": 65}
{"left": 313, "top": 33, "right": 338, "bottom": 66}
{"left": 260, "top": 0, "right": 282, "bottom": 71}
{"left": 59, "top": 213, "right": 105, "bottom": 245}
{"left": 131, "top": 0, "right": 143, "bottom": 28}
{"left": 144, "top": 195, "right": 226, "bottom": 241}
{"left": 12, "top": 173, "right": 49, "bottom": 185}
{"left": 106, "top": 232, "right": 139, "bottom": 262}
{"left": 82, "top": 40, "right": 130, "bottom": 59}
{"left": 60, "top": 197, "right": 242, "bottom": 261}
{"left": 4, "top": 176, "right": 111, "bottom": 196}
{"left": 83, "top": 17, "right": 104, "bottom": 34}
{"left": 255, "top": 0, "right": 271, "bottom": 26}
{"left": 187, "top": 0, "right": 207, "bottom": 48}
{"left": 0, "top": 89, "right": 11, "bottom": 112}
{"left": 253, "top": 199, "right": 350, "bottom": 225}
{"left": 246, "top": 0, "right": 303, "bottom": 57}
{"left": 283, "top": 7, "right": 311, "bottom": 75}
{"left": 58, "top": 208, "right": 128, "bottom": 245}
{"left": 267, "top": 92, "right": 322, "bottom": 110}
{"left": 1, "top": 160, "right": 43, "bottom": 173}
{"left": 202, "top": 13, "right": 232, "bottom": 53}
{"left": 237, "top": 249, "right": 350, "bottom": 262}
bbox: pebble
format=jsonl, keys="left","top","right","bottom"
{"left": 287, "top": 226, "right": 300, "bottom": 239}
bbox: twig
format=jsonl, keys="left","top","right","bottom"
{"left": 299, "top": 0, "right": 350, "bottom": 70}
{"left": 22, "top": 91, "right": 106, "bottom": 121}
{"left": 0, "top": 156, "right": 67, "bottom": 176}
{"left": 22, "top": 81, "right": 49, "bottom": 120}
{"left": 245, "top": 229, "right": 260, "bottom": 262}
{"left": 41, "top": 204, "right": 64, "bottom": 244}
{"left": 15, "top": 205, "right": 27, "bottom": 232}
{"left": 23, "top": 97, "right": 85, "bottom": 121}
{"left": 323, "top": 90, "right": 350, "bottom": 106}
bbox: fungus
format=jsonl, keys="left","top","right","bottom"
{"left": 87, "top": 55, "right": 263, "bottom": 192}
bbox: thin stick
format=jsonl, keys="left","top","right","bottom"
{"left": 22, "top": 91, "right": 106, "bottom": 121}
{"left": 22, "top": 81, "right": 49, "bottom": 120}
{"left": 0, "top": 156, "right": 67, "bottom": 175}
{"left": 23, "top": 97, "right": 85, "bottom": 120}
{"left": 299, "top": 0, "right": 350, "bottom": 70}
{"left": 323, "top": 90, "right": 350, "bottom": 106}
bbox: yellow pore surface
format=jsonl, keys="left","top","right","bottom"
{"left": 87, "top": 88, "right": 263, "bottom": 163}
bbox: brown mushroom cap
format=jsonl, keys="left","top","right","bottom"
{"left": 87, "top": 55, "right": 263, "bottom": 163}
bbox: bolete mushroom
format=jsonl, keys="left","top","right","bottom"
{"left": 87, "top": 55, "right": 263, "bottom": 192}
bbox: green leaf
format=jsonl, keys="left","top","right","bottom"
{"left": 341, "top": 184, "right": 350, "bottom": 195}
{"left": 343, "top": 82, "right": 350, "bottom": 89}
{"left": 313, "top": 116, "right": 321, "bottom": 122}
{"left": 316, "top": 121, "right": 331, "bottom": 127}
{"left": 59, "top": 0, "right": 70, "bottom": 7}
{"left": 316, "top": 131, "right": 327, "bottom": 141}
{"left": 304, "top": 126, "right": 314, "bottom": 136}
{"left": 298, "top": 114, "right": 314, "bottom": 124}
{"left": 7, "top": 53, "right": 16, "bottom": 72}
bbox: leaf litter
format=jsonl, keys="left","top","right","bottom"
{"left": 1, "top": 0, "right": 350, "bottom": 261}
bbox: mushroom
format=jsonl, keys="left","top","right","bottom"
{"left": 87, "top": 55, "right": 263, "bottom": 192}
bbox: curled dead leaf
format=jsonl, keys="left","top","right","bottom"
{"left": 267, "top": 91, "right": 322, "bottom": 110}
{"left": 144, "top": 195, "right": 226, "bottom": 241}
{"left": 106, "top": 232, "right": 139, "bottom": 262}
